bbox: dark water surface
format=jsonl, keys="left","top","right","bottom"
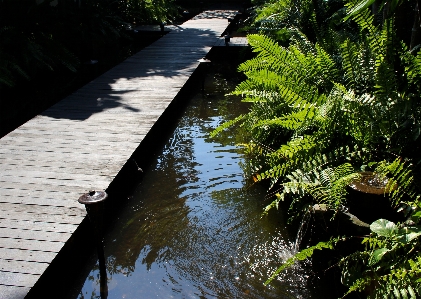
{"left": 73, "top": 63, "right": 317, "bottom": 299}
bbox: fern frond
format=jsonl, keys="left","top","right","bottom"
{"left": 241, "top": 34, "right": 326, "bottom": 86}
{"left": 289, "top": 27, "right": 317, "bottom": 55}
{"left": 403, "top": 47, "right": 421, "bottom": 87}
{"left": 344, "top": 257, "right": 421, "bottom": 299}
{"left": 274, "top": 135, "right": 317, "bottom": 159}
{"left": 340, "top": 38, "right": 375, "bottom": 93}
{"left": 374, "top": 159, "right": 421, "bottom": 207}
{"left": 210, "top": 114, "right": 245, "bottom": 138}
{"left": 315, "top": 43, "right": 339, "bottom": 84}
{"left": 254, "top": 104, "right": 316, "bottom": 131}
{"left": 264, "top": 238, "right": 339, "bottom": 286}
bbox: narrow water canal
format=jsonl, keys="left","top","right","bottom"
{"left": 72, "top": 59, "right": 320, "bottom": 299}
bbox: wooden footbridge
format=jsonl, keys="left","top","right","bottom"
{"left": 0, "top": 10, "right": 247, "bottom": 298}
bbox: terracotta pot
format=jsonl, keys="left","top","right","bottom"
{"left": 346, "top": 172, "right": 401, "bottom": 224}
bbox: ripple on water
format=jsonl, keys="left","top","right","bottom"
{"left": 74, "top": 64, "right": 317, "bottom": 299}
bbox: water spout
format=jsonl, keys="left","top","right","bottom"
{"left": 294, "top": 209, "right": 312, "bottom": 253}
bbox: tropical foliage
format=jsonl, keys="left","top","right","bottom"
{"left": 212, "top": 0, "right": 421, "bottom": 296}
{"left": 341, "top": 219, "right": 421, "bottom": 298}
{"left": 0, "top": 0, "right": 179, "bottom": 89}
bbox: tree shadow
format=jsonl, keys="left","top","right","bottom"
{"left": 41, "top": 26, "right": 225, "bottom": 121}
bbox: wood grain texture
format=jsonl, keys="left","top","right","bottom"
{"left": 0, "top": 11, "right": 234, "bottom": 298}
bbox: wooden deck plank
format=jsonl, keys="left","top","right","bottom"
{"left": 0, "top": 164, "right": 122, "bottom": 179}
{"left": 0, "top": 203, "right": 85, "bottom": 218}
{"left": 0, "top": 158, "right": 120, "bottom": 173}
{"left": 5, "top": 127, "right": 146, "bottom": 138}
{"left": 0, "top": 272, "right": 41, "bottom": 288}
{"left": 0, "top": 227, "right": 70, "bottom": 243}
{"left": 0, "top": 285, "right": 31, "bottom": 299}
{"left": 0, "top": 211, "right": 83, "bottom": 225}
{"left": 0, "top": 248, "right": 56, "bottom": 263}
{"left": 0, "top": 238, "right": 65, "bottom": 253}
{"left": 0, "top": 170, "right": 115, "bottom": 182}
{"left": 0, "top": 159, "right": 122, "bottom": 176}
{"left": 0, "top": 176, "right": 111, "bottom": 190}
{"left": 0, "top": 259, "right": 49, "bottom": 276}
{"left": 0, "top": 10, "right": 234, "bottom": 298}
{"left": 4, "top": 129, "right": 147, "bottom": 142}
{"left": 0, "top": 186, "right": 81, "bottom": 196}
{"left": 0, "top": 220, "right": 78, "bottom": 234}
{"left": 0, "top": 150, "right": 127, "bottom": 165}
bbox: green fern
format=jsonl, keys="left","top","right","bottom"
{"left": 341, "top": 220, "right": 421, "bottom": 298}
{"left": 373, "top": 159, "right": 421, "bottom": 208}
{"left": 212, "top": 1, "right": 421, "bottom": 296}
{"left": 264, "top": 237, "right": 340, "bottom": 286}
{"left": 210, "top": 114, "right": 245, "bottom": 138}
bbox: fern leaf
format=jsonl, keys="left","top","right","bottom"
{"left": 210, "top": 115, "right": 245, "bottom": 138}
{"left": 264, "top": 238, "right": 338, "bottom": 286}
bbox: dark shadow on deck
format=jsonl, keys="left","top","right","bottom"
{"left": 42, "top": 27, "right": 221, "bottom": 121}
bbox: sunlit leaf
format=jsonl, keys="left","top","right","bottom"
{"left": 344, "top": 0, "right": 376, "bottom": 20}
{"left": 370, "top": 219, "right": 398, "bottom": 237}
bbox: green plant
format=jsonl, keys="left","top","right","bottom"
{"left": 220, "top": 33, "right": 373, "bottom": 212}
{"left": 111, "top": 0, "right": 179, "bottom": 24}
{"left": 267, "top": 218, "right": 421, "bottom": 298}
{"left": 264, "top": 237, "right": 340, "bottom": 285}
{"left": 0, "top": 0, "right": 180, "bottom": 89}
{"left": 249, "top": 0, "right": 349, "bottom": 45}
{"left": 211, "top": 0, "right": 421, "bottom": 295}
{"left": 340, "top": 219, "right": 421, "bottom": 298}
{"left": 216, "top": 0, "right": 421, "bottom": 212}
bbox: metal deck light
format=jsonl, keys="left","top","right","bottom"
{"left": 78, "top": 190, "right": 108, "bottom": 299}
{"left": 197, "top": 58, "right": 211, "bottom": 94}
{"left": 224, "top": 33, "right": 230, "bottom": 46}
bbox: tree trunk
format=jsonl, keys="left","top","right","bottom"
{"left": 372, "top": 0, "right": 383, "bottom": 26}
{"left": 410, "top": 1, "right": 421, "bottom": 51}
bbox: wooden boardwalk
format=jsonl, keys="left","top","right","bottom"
{"left": 0, "top": 10, "right": 242, "bottom": 298}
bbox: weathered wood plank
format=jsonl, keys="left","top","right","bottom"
{"left": 0, "top": 170, "right": 114, "bottom": 184}
{"left": 3, "top": 130, "right": 147, "bottom": 143}
{"left": 0, "top": 176, "right": 111, "bottom": 191}
{"left": 0, "top": 259, "right": 49, "bottom": 275}
{"left": 0, "top": 248, "right": 56, "bottom": 263}
{"left": 0, "top": 196, "right": 80, "bottom": 208}
{"left": 0, "top": 163, "right": 125, "bottom": 178}
{"left": 0, "top": 284, "right": 31, "bottom": 299}
{"left": 12, "top": 124, "right": 153, "bottom": 135}
{"left": 0, "top": 271, "right": 40, "bottom": 288}
{"left": 0, "top": 219, "right": 78, "bottom": 234}
{"left": 0, "top": 227, "right": 70, "bottom": 243}
{"left": 1, "top": 135, "right": 142, "bottom": 146}
{"left": 0, "top": 210, "right": 83, "bottom": 225}
{"left": 0, "top": 238, "right": 65, "bottom": 253}
{"left": 0, "top": 203, "right": 85, "bottom": 218}
{"left": 0, "top": 182, "right": 90, "bottom": 195}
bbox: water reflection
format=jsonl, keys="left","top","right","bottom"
{"left": 75, "top": 64, "right": 316, "bottom": 299}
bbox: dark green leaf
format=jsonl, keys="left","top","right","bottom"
{"left": 396, "top": 226, "right": 421, "bottom": 244}
{"left": 368, "top": 248, "right": 389, "bottom": 266}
